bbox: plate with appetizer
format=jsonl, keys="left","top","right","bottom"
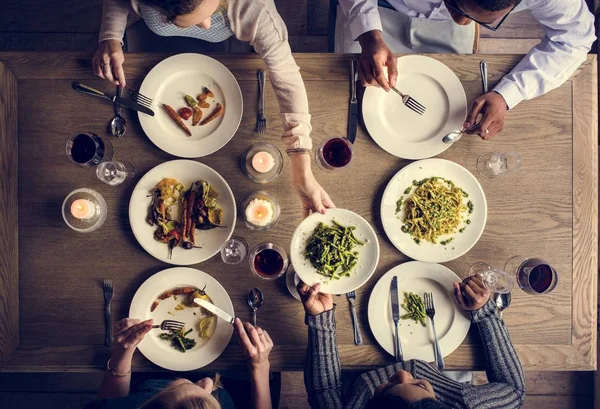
{"left": 138, "top": 53, "right": 243, "bottom": 158}
{"left": 362, "top": 55, "right": 467, "bottom": 159}
{"left": 368, "top": 261, "right": 470, "bottom": 362}
{"left": 130, "top": 267, "right": 235, "bottom": 371}
{"left": 381, "top": 158, "right": 487, "bottom": 263}
{"left": 290, "top": 208, "right": 380, "bottom": 294}
{"left": 129, "top": 160, "right": 236, "bottom": 265}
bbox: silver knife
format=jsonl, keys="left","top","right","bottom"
{"left": 347, "top": 59, "right": 359, "bottom": 144}
{"left": 194, "top": 298, "right": 234, "bottom": 325}
{"left": 390, "top": 276, "right": 403, "bottom": 362}
{"left": 480, "top": 60, "right": 488, "bottom": 94}
{"left": 72, "top": 82, "right": 155, "bottom": 116}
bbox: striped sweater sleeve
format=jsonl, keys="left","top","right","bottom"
{"left": 463, "top": 299, "right": 526, "bottom": 409}
{"left": 304, "top": 309, "right": 343, "bottom": 409}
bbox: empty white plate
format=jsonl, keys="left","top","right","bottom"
{"left": 362, "top": 55, "right": 466, "bottom": 159}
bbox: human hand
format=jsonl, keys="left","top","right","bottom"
{"left": 113, "top": 318, "right": 153, "bottom": 354}
{"left": 93, "top": 40, "right": 126, "bottom": 86}
{"left": 297, "top": 282, "right": 334, "bottom": 316}
{"left": 453, "top": 275, "right": 491, "bottom": 311}
{"left": 463, "top": 91, "right": 508, "bottom": 140}
{"left": 357, "top": 30, "right": 397, "bottom": 91}
{"left": 234, "top": 318, "right": 273, "bottom": 373}
{"left": 291, "top": 154, "right": 335, "bottom": 218}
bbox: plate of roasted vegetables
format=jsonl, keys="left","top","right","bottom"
{"left": 138, "top": 53, "right": 243, "bottom": 158}
{"left": 130, "top": 266, "right": 235, "bottom": 371}
{"left": 289, "top": 208, "right": 380, "bottom": 294}
{"left": 129, "top": 160, "right": 236, "bottom": 265}
{"left": 367, "top": 261, "right": 470, "bottom": 362}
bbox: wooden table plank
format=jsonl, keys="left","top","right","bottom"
{"left": 0, "top": 53, "right": 596, "bottom": 371}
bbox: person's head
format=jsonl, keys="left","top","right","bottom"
{"left": 444, "top": 0, "right": 519, "bottom": 30}
{"left": 139, "top": 378, "right": 221, "bottom": 409}
{"left": 139, "top": 0, "right": 225, "bottom": 29}
{"left": 367, "top": 370, "right": 450, "bottom": 409}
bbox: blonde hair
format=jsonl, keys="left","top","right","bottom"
{"left": 139, "top": 376, "right": 223, "bottom": 409}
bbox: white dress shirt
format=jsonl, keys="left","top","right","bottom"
{"left": 338, "top": 0, "right": 596, "bottom": 109}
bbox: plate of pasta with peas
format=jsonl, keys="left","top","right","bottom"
{"left": 380, "top": 159, "right": 487, "bottom": 263}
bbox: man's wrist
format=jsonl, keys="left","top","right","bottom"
{"left": 358, "top": 29, "right": 383, "bottom": 47}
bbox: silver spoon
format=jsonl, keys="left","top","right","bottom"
{"left": 247, "top": 288, "right": 264, "bottom": 326}
{"left": 442, "top": 123, "right": 479, "bottom": 144}
{"left": 110, "top": 85, "right": 126, "bottom": 138}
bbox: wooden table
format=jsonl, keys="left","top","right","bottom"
{"left": 0, "top": 53, "right": 596, "bottom": 372}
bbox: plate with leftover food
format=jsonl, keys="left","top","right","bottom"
{"left": 130, "top": 267, "right": 234, "bottom": 371}
{"left": 290, "top": 208, "right": 380, "bottom": 294}
{"left": 129, "top": 160, "right": 236, "bottom": 265}
{"left": 362, "top": 55, "right": 467, "bottom": 159}
{"left": 368, "top": 261, "right": 470, "bottom": 362}
{"left": 138, "top": 53, "right": 243, "bottom": 158}
{"left": 381, "top": 158, "right": 487, "bottom": 263}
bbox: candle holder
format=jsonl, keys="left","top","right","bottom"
{"left": 240, "top": 142, "right": 283, "bottom": 184}
{"left": 61, "top": 188, "right": 107, "bottom": 233}
{"left": 240, "top": 191, "right": 280, "bottom": 231}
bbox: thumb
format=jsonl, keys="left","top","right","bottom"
{"left": 464, "top": 98, "right": 485, "bottom": 130}
{"left": 311, "top": 194, "right": 326, "bottom": 215}
{"left": 386, "top": 53, "right": 398, "bottom": 88}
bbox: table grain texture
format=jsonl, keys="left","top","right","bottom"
{"left": 0, "top": 52, "right": 596, "bottom": 372}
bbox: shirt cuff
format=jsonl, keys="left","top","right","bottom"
{"left": 349, "top": 11, "right": 383, "bottom": 42}
{"left": 305, "top": 308, "right": 336, "bottom": 330}
{"left": 492, "top": 78, "right": 524, "bottom": 110}
{"left": 469, "top": 298, "right": 500, "bottom": 323}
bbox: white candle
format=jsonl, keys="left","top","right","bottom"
{"left": 251, "top": 151, "right": 275, "bottom": 173}
{"left": 71, "top": 199, "right": 96, "bottom": 220}
{"left": 245, "top": 198, "right": 274, "bottom": 226}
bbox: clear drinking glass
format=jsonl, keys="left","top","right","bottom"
{"left": 469, "top": 262, "right": 515, "bottom": 294}
{"left": 66, "top": 133, "right": 114, "bottom": 168}
{"left": 504, "top": 256, "right": 558, "bottom": 295}
{"left": 316, "top": 137, "right": 353, "bottom": 171}
{"left": 220, "top": 236, "right": 249, "bottom": 265}
{"left": 476, "top": 152, "right": 522, "bottom": 179}
{"left": 96, "top": 160, "right": 136, "bottom": 186}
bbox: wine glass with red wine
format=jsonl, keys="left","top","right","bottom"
{"left": 316, "top": 137, "right": 353, "bottom": 171}
{"left": 249, "top": 242, "right": 289, "bottom": 280}
{"left": 504, "top": 256, "right": 558, "bottom": 295}
{"left": 66, "top": 133, "right": 114, "bottom": 168}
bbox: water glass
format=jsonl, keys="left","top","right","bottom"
{"left": 469, "top": 262, "right": 515, "bottom": 294}
{"left": 96, "top": 160, "right": 136, "bottom": 186}
{"left": 220, "top": 236, "right": 249, "bottom": 265}
{"left": 476, "top": 152, "right": 522, "bottom": 179}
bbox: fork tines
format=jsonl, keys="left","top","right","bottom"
{"left": 405, "top": 96, "right": 426, "bottom": 115}
{"left": 125, "top": 85, "right": 153, "bottom": 108}
{"left": 424, "top": 292, "right": 435, "bottom": 316}
{"left": 103, "top": 280, "right": 114, "bottom": 302}
{"left": 346, "top": 291, "right": 356, "bottom": 300}
{"left": 257, "top": 116, "right": 267, "bottom": 136}
{"left": 162, "top": 320, "right": 185, "bottom": 331}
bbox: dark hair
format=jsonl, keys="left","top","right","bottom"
{"left": 367, "top": 396, "right": 450, "bottom": 409}
{"left": 471, "top": 0, "right": 519, "bottom": 12}
{"left": 139, "top": 0, "right": 203, "bottom": 21}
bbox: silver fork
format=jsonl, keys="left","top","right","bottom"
{"left": 391, "top": 87, "right": 426, "bottom": 115}
{"left": 103, "top": 280, "right": 114, "bottom": 346}
{"left": 424, "top": 292, "right": 444, "bottom": 370}
{"left": 152, "top": 320, "right": 186, "bottom": 331}
{"left": 256, "top": 70, "right": 267, "bottom": 135}
{"left": 346, "top": 291, "right": 362, "bottom": 345}
{"left": 125, "top": 85, "right": 154, "bottom": 109}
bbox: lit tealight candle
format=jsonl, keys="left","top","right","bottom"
{"left": 251, "top": 151, "right": 275, "bottom": 173}
{"left": 71, "top": 199, "right": 96, "bottom": 220}
{"left": 245, "top": 198, "right": 274, "bottom": 227}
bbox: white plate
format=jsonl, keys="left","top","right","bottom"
{"left": 368, "top": 262, "right": 470, "bottom": 362}
{"left": 381, "top": 158, "right": 487, "bottom": 263}
{"left": 362, "top": 55, "right": 466, "bottom": 159}
{"left": 129, "top": 160, "right": 236, "bottom": 265}
{"left": 290, "top": 208, "right": 380, "bottom": 294}
{"left": 130, "top": 267, "right": 234, "bottom": 371}
{"left": 138, "top": 53, "right": 243, "bottom": 158}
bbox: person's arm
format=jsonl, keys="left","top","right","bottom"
{"left": 98, "top": 318, "right": 153, "bottom": 399}
{"left": 234, "top": 318, "right": 273, "bottom": 409}
{"left": 454, "top": 278, "right": 525, "bottom": 409}
{"left": 98, "top": 0, "right": 129, "bottom": 44}
{"left": 337, "top": 0, "right": 382, "bottom": 43}
{"left": 93, "top": 0, "right": 129, "bottom": 85}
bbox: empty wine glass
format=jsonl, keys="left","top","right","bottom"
{"left": 96, "top": 160, "right": 136, "bottom": 186}
{"left": 220, "top": 236, "right": 249, "bottom": 265}
{"left": 469, "top": 262, "right": 515, "bottom": 294}
{"left": 477, "top": 152, "right": 522, "bottom": 179}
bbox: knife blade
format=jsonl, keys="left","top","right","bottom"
{"left": 113, "top": 96, "right": 155, "bottom": 117}
{"left": 390, "top": 276, "right": 403, "bottom": 362}
{"left": 194, "top": 298, "right": 234, "bottom": 325}
{"left": 347, "top": 59, "right": 359, "bottom": 144}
